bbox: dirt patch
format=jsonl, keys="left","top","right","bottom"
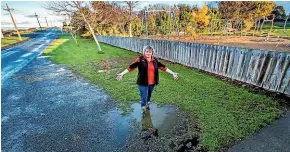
{"left": 149, "top": 35, "right": 290, "bottom": 52}
{"left": 85, "top": 57, "right": 138, "bottom": 73}
{"left": 123, "top": 110, "right": 205, "bottom": 152}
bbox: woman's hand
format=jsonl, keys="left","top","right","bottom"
{"left": 116, "top": 69, "right": 129, "bottom": 80}
{"left": 116, "top": 73, "right": 123, "bottom": 80}
{"left": 172, "top": 73, "right": 179, "bottom": 80}
{"left": 165, "top": 68, "right": 179, "bottom": 80}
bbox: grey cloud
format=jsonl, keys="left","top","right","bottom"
{"left": 25, "top": 15, "right": 35, "bottom": 18}
{"left": 18, "top": 21, "right": 31, "bottom": 24}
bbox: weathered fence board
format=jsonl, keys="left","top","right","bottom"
{"left": 97, "top": 35, "right": 290, "bottom": 96}
{"left": 279, "top": 55, "right": 290, "bottom": 93}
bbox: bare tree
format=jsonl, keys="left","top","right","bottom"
{"left": 91, "top": 1, "right": 125, "bottom": 35}
{"left": 43, "top": 1, "right": 102, "bottom": 52}
{"left": 120, "top": 1, "right": 140, "bottom": 37}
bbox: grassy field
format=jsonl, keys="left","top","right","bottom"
{"left": 43, "top": 35, "right": 285, "bottom": 151}
{"left": 263, "top": 21, "right": 290, "bottom": 30}
{"left": 258, "top": 21, "right": 290, "bottom": 37}
{"left": 1, "top": 36, "right": 29, "bottom": 48}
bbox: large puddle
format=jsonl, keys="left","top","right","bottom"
{"left": 14, "top": 103, "right": 198, "bottom": 152}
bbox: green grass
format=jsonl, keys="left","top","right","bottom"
{"left": 43, "top": 35, "right": 284, "bottom": 151}
{"left": 260, "top": 22, "right": 290, "bottom": 37}
{"left": 1, "top": 36, "right": 29, "bottom": 48}
{"left": 263, "top": 21, "right": 290, "bottom": 30}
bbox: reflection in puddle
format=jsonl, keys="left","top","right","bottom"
{"left": 141, "top": 109, "right": 159, "bottom": 141}
{"left": 129, "top": 103, "right": 178, "bottom": 133}
{"left": 142, "top": 109, "right": 155, "bottom": 131}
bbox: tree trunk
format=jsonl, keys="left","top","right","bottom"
{"left": 70, "top": 32, "right": 78, "bottom": 46}
{"left": 129, "top": 22, "right": 132, "bottom": 37}
{"left": 81, "top": 13, "right": 102, "bottom": 52}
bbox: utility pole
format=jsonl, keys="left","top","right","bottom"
{"left": 3, "top": 3, "right": 22, "bottom": 41}
{"left": 35, "top": 12, "right": 42, "bottom": 30}
{"left": 45, "top": 17, "right": 49, "bottom": 27}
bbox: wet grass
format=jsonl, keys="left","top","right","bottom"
{"left": 43, "top": 34, "right": 284, "bottom": 151}
{"left": 1, "top": 36, "right": 29, "bottom": 48}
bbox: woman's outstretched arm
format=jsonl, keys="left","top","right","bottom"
{"left": 157, "top": 61, "right": 179, "bottom": 80}
{"left": 117, "top": 57, "right": 140, "bottom": 80}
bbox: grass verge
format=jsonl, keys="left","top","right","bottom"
{"left": 43, "top": 34, "right": 284, "bottom": 151}
{"left": 1, "top": 36, "right": 29, "bottom": 48}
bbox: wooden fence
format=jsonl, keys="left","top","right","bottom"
{"left": 97, "top": 36, "right": 290, "bottom": 96}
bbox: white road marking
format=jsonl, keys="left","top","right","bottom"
{"left": 14, "top": 59, "right": 23, "bottom": 63}
{"left": 1, "top": 51, "right": 17, "bottom": 58}
{"left": 21, "top": 52, "right": 33, "bottom": 57}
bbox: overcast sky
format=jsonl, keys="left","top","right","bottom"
{"left": 1, "top": 1, "right": 290, "bottom": 29}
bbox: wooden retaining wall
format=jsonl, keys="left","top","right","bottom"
{"left": 97, "top": 36, "right": 290, "bottom": 96}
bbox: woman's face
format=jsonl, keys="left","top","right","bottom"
{"left": 144, "top": 49, "right": 153, "bottom": 58}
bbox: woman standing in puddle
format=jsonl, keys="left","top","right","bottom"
{"left": 116, "top": 45, "right": 179, "bottom": 110}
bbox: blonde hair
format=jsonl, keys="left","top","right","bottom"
{"left": 142, "top": 45, "right": 154, "bottom": 55}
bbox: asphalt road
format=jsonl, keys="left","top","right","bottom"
{"left": 227, "top": 112, "right": 290, "bottom": 152}
{"left": 1, "top": 28, "right": 58, "bottom": 83}
{"left": 1, "top": 58, "right": 134, "bottom": 151}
